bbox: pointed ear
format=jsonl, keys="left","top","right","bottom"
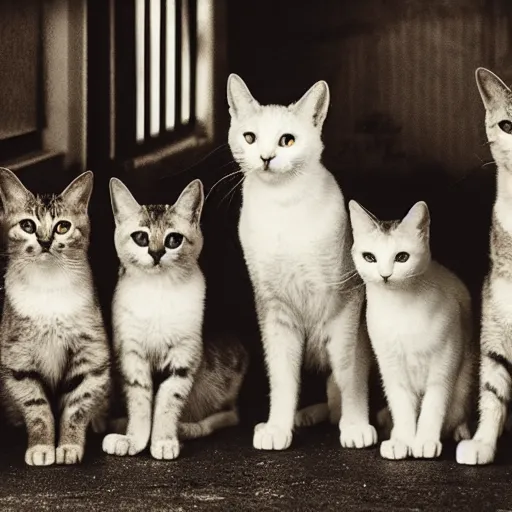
{"left": 109, "top": 178, "right": 141, "bottom": 224}
{"left": 227, "top": 74, "right": 259, "bottom": 118}
{"left": 400, "top": 201, "right": 430, "bottom": 233}
{"left": 173, "top": 179, "right": 204, "bottom": 225}
{"left": 348, "top": 200, "right": 378, "bottom": 234}
{"left": 60, "top": 171, "right": 94, "bottom": 210}
{"left": 475, "top": 67, "right": 511, "bottom": 110}
{"left": 290, "top": 80, "right": 330, "bottom": 127}
{"left": 0, "top": 167, "right": 34, "bottom": 213}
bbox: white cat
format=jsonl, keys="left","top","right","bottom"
{"left": 349, "top": 200, "right": 475, "bottom": 460}
{"left": 227, "top": 74, "right": 377, "bottom": 451}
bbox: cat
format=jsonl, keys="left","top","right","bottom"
{"left": 457, "top": 68, "right": 512, "bottom": 465}
{"left": 102, "top": 178, "right": 248, "bottom": 460}
{"left": 227, "top": 74, "right": 376, "bottom": 451}
{"left": 0, "top": 168, "right": 111, "bottom": 466}
{"left": 349, "top": 200, "right": 475, "bottom": 460}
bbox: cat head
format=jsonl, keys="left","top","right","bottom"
{"left": 227, "top": 74, "right": 330, "bottom": 181}
{"left": 110, "top": 178, "right": 204, "bottom": 276}
{"left": 0, "top": 168, "right": 93, "bottom": 272}
{"left": 349, "top": 201, "right": 431, "bottom": 286}
{"left": 475, "top": 67, "right": 512, "bottom": 170}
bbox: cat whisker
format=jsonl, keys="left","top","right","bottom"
{"left": 205, "top": 169, "right": 244, "bottom": 203}
{"left": 219, "top": 176, "right": 246, "bottom": 207}
{"left": 482, "top": 159, "right": 497, "bottom": 168}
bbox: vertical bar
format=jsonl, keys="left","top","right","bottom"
{"left": 144, "top": 0, "right": 151, "bottom": 140}
{"left": 175, "top": 0, "right": 182, "bottom": 129}
{"left": 149, "top": 0, "right": 161, "bottom": 136}
{"left": 160, "top": 0, "right": 167, "bottom": 135}
{"left": 165, "top": 0, "right": 176, "bottom": 130}
{"left": 188, "top": 0, "right": 197, "bottom": 125}
{"left": 109, "top": 0, "right": 116, "bottom": 158}
{"left": 135, "top": 0, "right": 145, "bottom": 142}
{"left": 181, "top": 0, "right": 191, "bottom": 124}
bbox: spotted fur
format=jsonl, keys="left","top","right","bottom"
{"left": 0, "top": 168, "right": 110, "bottom": 466}
{"left": 102, "top": 178, "right": 247, "bottom": 460}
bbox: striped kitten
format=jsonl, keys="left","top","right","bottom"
{"left": 0, "top": 169, "right": 110, "bottom": 466}
{"left": 349, "top": 201, "right": 475, "bottom": 460}
{"left": 227, "top": 74, "right": 376, "bottom": 451}
{"left": 457, "top": 68, "right": 512, "bottom": 465}
{"left": 102, "top": 178, "right": 247, "bottom": 460}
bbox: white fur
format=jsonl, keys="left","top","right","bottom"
{"left": 228, "top": 74, "right": 376, "bottom": 451}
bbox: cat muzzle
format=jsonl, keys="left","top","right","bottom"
{"left": 37, "top": 239, "right": 52, "bottom": 252}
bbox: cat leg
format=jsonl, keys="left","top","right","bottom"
{"left": 57, "top": 353, "right": 110, "bottom": 465}
{"left": 253, "top": 299, "right": 303, "bottom": 451}
{"left": 3, "top": 369, "right": 55, "bottom": 466}
{"left": 103, "top": 343, "right": 153, "bottom": 457}
{"left": 179, "top": 409, "right": 239, "bottom": 440}
{"left": 150, "top": 349, "right": 200, "bottom": 460}
{"left": 326, "top": 373, "right": 341, "bottom": 424}
{"left": 327, "top": 295, "right": 377, "bottom": 449}
{"left": 294, "top": 403, "right": 329, "bottom": 428}
{"left": 377, "top": 362, "right": 418, "bottom": 460}
{"left": 457, "top": 320, "right": 511, "bottom": 464}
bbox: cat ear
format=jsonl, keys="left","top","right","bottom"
{"left": 173, "top": 179, "right": 204, "bottom": 225}
{"left": 109, "top": 178, "right": 141, "bottom": 224}
{"left": 227, "top": 74, "right": 259, "bottom": 118}
{"left": 348, "top": 200, "right": 377, "bottom": 234}
{"left": 60, "top": 171, "right": 94, "bottom": 210}
{"left": 290, "top": 80, "right": 330, "bottom": 127}
{"left": 475, "top": 67, "right": 511, "bottom": 110}
{"left": 0, "top": 167, "right": 35, "bottom": 213}
{"left": 400, "top": 201, "right": 430, "bottom": 233}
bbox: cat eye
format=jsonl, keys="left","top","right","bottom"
{"left": 395, "top": 252, "right": 410, "bottom": 263}
{"left": 498, "top": 120, "right": 512, "bottom": 134}
{"left": 54, "top": 221, "right": 71, "bottom": 235}
{"left": 243, "top": 132, "right": 256, "bottom": 144}
{"left": 131, "top": 231, "right": 149, "bottom": 247}
{"left": 279, "top": 134, "right": 295, "bottom": 147}
{"left": 19, "top": 219, "right": 36, "bottom": 234}
{"left": 362, "top": 252, "right": 376, "bottom": 263}
{"left": 165, "top": 232, "right": 184, "bottom": 250}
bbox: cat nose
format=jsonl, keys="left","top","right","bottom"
{"left": 38, "top": 239, "right": 52, "bottom": 252}
{"left": 148, "top": 248, "right": 165, "bottom": 265}
{"left": 260, "top": 155, "right": 275, "bottom": 170}
{"left": 381, "top": 274, "right": 391, "bottom": 283}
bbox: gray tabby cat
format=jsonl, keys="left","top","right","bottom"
{"left": 102, "top": 178, "right": 247, "bottom": 460}
{"left": 0, "top": 169, "right": 110, "bottom": 466}
{"left": 457, "top": 68, "right": 512, "bottom": 465}
{"left": 227, "top": 74, "right": 376, "bottom": 451}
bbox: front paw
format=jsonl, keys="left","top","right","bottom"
{"left": 339, "top": 422, "right": 377, "bottom": 448}
{"left": 456, "top": 439, "right": 496, "bottom": 465}
{"left": 380, "top": 439, "right": 410, "bottom": 460}
{"left": 25, "top": 444, "right": 55, "bottom": 466}
{"left": 102, "top": 433, "right": 146, "bottom": 456}
{"left": 56, "top": 444, "right": 84, "bottom": 465}
{"left": 253, "top": 423, "right": 292, "bottom": 450}
{"left": 411, "top": 438, "right": 442, "bottom": 459}
{"left": 150, "top": 438, "right": 181, "bottom": 460}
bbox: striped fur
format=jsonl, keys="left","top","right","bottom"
{"left": 227, "top": 74, "right": 376, "bottom": 451}
{"left": 103, "top": 179, "right": 247, "bottom": 460}
{"left": 0, "top": 169, "right": 110, "bottom": 466}
{"left": 457, "top": 68, "right": 512, "bottom": 465}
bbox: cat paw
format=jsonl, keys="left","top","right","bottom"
{"left": 294, "top": 404, "right": 329, "bottom": 428}
{"left": 25, "top": 444, "right": 55, "bottom": 466}
{"left": 453, "top": 423, "right": 471, "bottom": 442}
{"left": 411, "top": 438, "right": 442, "bottom": 459}
{"left": 56, "top": 444, "right": 84, "bottom": 465}
{"left": 102, "top": 433, "right": 145, "bottom": 456}
{"left": 380, "top": 439, "right": 410, "bottom": 460}
{"left": 150, "top": 438, "right": 181, "bottom": 460}
{"left": 253, "top": 423, "right": 292, "bottom": 450}
{"left": 456, "top": 439, "right": 496, "bottom": 465}
{"left": 339, "top": 423, "right": 378, "bottom": 448}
